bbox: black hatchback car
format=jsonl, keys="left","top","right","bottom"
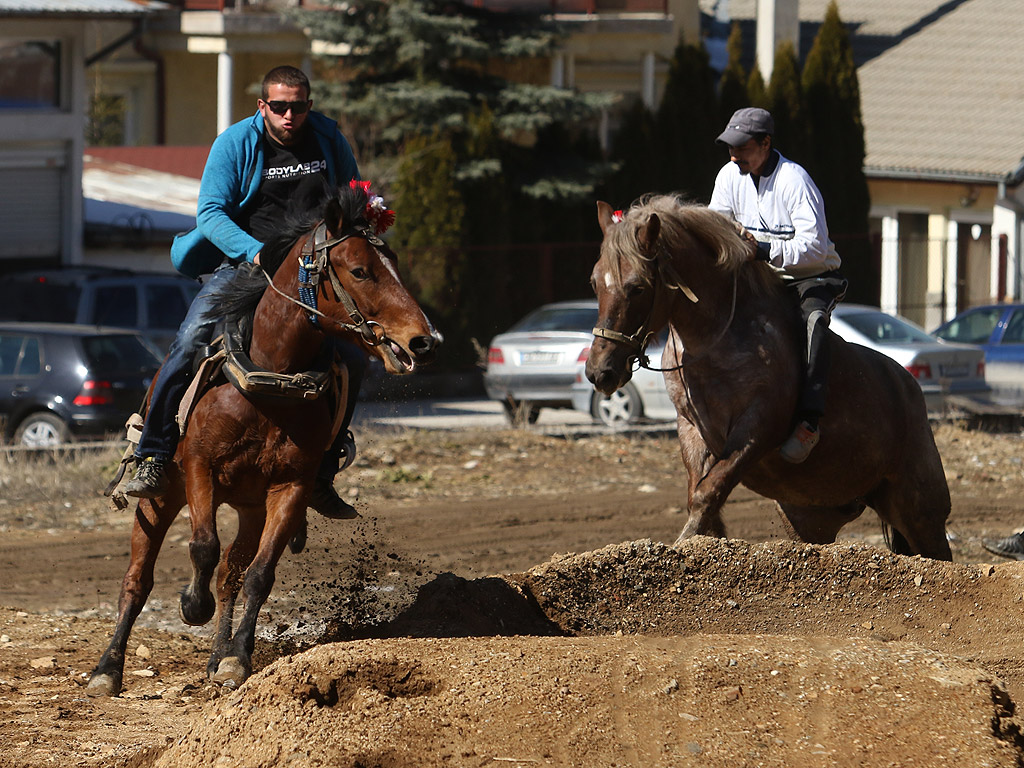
{"left": 0, "top": 322, "right": 160, "bottom": 447}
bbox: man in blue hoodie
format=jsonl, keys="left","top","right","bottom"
{"left": 123, "top": 65, "right": 365, "bottom": 520}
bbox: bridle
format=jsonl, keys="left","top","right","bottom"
{"left": 261, "top": 220, "right": 408, "bottom": 371}
{"left": 592, "top": 254, "right": 739, "bottom": 373}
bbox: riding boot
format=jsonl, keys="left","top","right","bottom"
{"left": 982, "top": 532, "right": 1024, "bottom": 560}
{"left": 308, "top": 430, "right": 359, "bottom": 519}
{"left": 309, "top": 474, "right": 359, "bottom": 519}
{"left": 122, "top": 457, "right": 169, "bottom": 499}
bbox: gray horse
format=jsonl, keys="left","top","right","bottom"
{"left": 585, "top": 195, "right": 952, "bottom": 560}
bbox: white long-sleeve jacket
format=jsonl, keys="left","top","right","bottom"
{"left": 709, "top": 150, "right": 841, "bottom": 280}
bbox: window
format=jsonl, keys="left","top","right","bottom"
{"left": 19, "top": 336, "right": 40, "bottom": 375}
{"left": 1002, "top": 310, "right": 1024, "bottom": 345}
{"left": 936, "top": 308, "right": 1002, "bottom": 345}
{"left": 0, "top": 41, "right": 61, "bottom": 109}
{"left": 0, "top": 334, "right": 24, "bottom": 376}
{"left": 144, "top": 284, "right": 191, "bottom": 330}
{"left": 91, "top": 286, "right": 138, "bottom": 328}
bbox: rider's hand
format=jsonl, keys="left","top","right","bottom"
{"left": 733, "top": 223, "right": 770, "bottom": 262}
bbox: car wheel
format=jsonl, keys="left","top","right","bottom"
{"left": 501, "top": 399, "right": 540, "bottom": 426}
{"left": 591, "top": 384, "right": 642, "bottom": 427}
{"left": 13, "top": 412, "right": 70, "bottom": 448}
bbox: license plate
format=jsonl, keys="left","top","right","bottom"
{"left": 939, "top": 364, "right": 968, "bottom": 378}
{"left": 521, "top": 351, "right": 559, "bottom": 364}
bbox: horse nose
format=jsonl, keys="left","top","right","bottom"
{"left": 409, "top": 334, "right": 437, "bottom": 361}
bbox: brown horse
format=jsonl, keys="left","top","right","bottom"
{"left": 586, "top": 196, "right": 951, "bottom": 560}
{"left": 86, "top": 186, "right": 438, "bottom": 697}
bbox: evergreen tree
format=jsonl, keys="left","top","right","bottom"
{"left": 765, "top": 41, "right": 805, "bottom": 164}
{"left": 602, "top": 98, "right": 659, "bottom": 207}
{"left": 718, "top": 22, "right": 749, "bottom": 125}
{"left": 746, "top": 66, "right": 767, "bottom": 109}
{"left": 295, "top": 0, "right": 612, "bottom": 199}
{"left": 391, "top": 131, "right": 469, "bottom": 357}
{"left": 655, "top": 35, "right": 721, "bottom": 202}
{"left": 802, "top": 0, "right": 873, "bottom": 303}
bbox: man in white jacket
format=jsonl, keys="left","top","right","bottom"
{"left": 709, "top": 107, "right": 848, "bottom": 463}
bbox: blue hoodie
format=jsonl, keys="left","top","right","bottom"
{"left": 171, "top": 110, "right": 360, "bottom": 279}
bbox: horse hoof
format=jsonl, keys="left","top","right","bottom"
{"left": 85, "top": 673, "right": 121, "bottom": 698}
{"left": 288, "top": 522, "right": 307, "bottom": 555}
{"left": 211, "top": 657, "right": 249, "bottom": 688}
{"left": 179, "top": 587, "right": 216, "bottom": 626}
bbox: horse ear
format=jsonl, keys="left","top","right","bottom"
{"left": 596, "top": 201, "right": 614, "bottom": 235}
{"left": 638, "top": 213, "right": 661, "bottom": 253}
{"left": 323, "top": 197, "right": 344, "bottom": 237}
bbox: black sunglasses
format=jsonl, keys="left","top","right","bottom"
{"left": 265, "top": 100, "right": 310, "bottom": 116}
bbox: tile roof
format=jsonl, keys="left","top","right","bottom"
{"left": 699, "top": 0, "right": 1024, "bottom": 180}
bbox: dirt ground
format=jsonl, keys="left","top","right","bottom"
{"left": 3, "top": 420, "right": 1024, "bottom": 767}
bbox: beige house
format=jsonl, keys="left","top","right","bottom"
{"left": 85, "top": 0, "right": 701, "bottom": 147}
{"left": 0, "top": 0, "right": 158, "bottom": 268}
{"left": 701, "top": 0, "right": 1024, "bottom": 330}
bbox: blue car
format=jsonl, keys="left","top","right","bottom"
{"left": 933, "top": 304, "right": 1024, "bottom": 393}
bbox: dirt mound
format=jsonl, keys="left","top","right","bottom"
{"left": 153, "top": 538, "right": 1024, "bottom": 768}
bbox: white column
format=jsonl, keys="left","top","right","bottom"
{"left": 551, "top": 54, "right": 565, "bottom": 88}
{"left": 944, "top": 220, "right": 958, "bottom": 320}
{"left": 880, "top": 215, "right": 900, "bottom": 316}
{"left": 756, "top": 0, "right": 799, "bottom": 83}
{"left": 642, "top": 51, "right": 656, "bottom": 109}
{"left": 217, "top": 50, "right": 234, "bottom": 136}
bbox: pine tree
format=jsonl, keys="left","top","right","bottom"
{"left": 746, "top": 66, "right": 767, "bottom": 109}
{"left": 294, "top": 0, "right": 612, "bottom": 200}
{"left": 802, "top": 0, "right": 873, "bottom": 303}
{"left": 602, "top": 99, "right": 660, "bottom": 207}
{"left": 765, "top": 41, "right": 805, "bottom": 165}
{"left": 391, "top": 131, "right": 470, "bottom": 357}
{"left": 718, "top": 22, "right": 749, "bottom": 125}
{"left": 655, "top": 35, "right": 721, "bottom": 202}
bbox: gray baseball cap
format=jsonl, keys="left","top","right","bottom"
{"left": 716, "top": 107, "right": 774, "bottom": 146}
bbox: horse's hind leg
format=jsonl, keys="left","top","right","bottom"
{"left": 212, "top": 492, "right": 304, "bottom": 688}
{"left": 206, "top": 504, "right": 264, "bottom": 681}
{"left": 775, "top": 501, "right": 865, "bottom": 544}
{"left": 87, "top": 489, "right": 185, "bottom": 697}
{"left": 869, "top": 475, "right": 952, "bottom": 561}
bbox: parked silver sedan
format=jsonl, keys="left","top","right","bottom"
{"left": 484, "top": 300, "right": 676, "bottom": 426}
{"left": 483, "top": 301, "right": 599, "bottom": 424}
{"left": 830, "top": 304, "right": 989, "bottom": 411}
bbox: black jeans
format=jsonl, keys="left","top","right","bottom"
{"left": 788, "top": 270, "right": 848, "bottom": 422}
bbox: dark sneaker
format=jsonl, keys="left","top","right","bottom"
{"left": 122, "top": 457, "right": 168, "bottom": 499}
{"left": 982, "top": 533, "right": 1024, "bottom": 560}
{"left": 339, "top": 430, "right": 357, "bottom": 471}
{"left": 309, "top": 476, "right": 359, "bottom": 519}
{"left": 780, "top": 421, "right": 820, "bottom": 464}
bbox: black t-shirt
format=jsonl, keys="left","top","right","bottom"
{"left": 242, "top": 128, "right": 329, "bottom": 243}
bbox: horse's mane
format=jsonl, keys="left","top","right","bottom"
{"left": 603, "top": 194, "right": 782, "bottom": 299}
{"left": 205, "top": 184, "right": 372, "bottom": 323}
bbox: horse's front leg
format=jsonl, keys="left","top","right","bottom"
{"left": 211, "top": 486, "right": 306, "bottom": 688}
{"left": 87, "top": 489, "right": 185, "bottom": 697}
{"left": 674, "top": 418, "right": 766, "bottom": 546}
{"left": 206, "top": 504, "right": 265, "bottom": 680}
{"left": 179, "top": 469, "right": 220, "bottom": 628}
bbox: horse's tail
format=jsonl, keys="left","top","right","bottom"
{"left": 881, "top": 522, "right": 913, "bottom": 556}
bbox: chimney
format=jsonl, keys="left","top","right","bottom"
{"left": 756, "top": 0, "right": 799, "bottom": 83}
